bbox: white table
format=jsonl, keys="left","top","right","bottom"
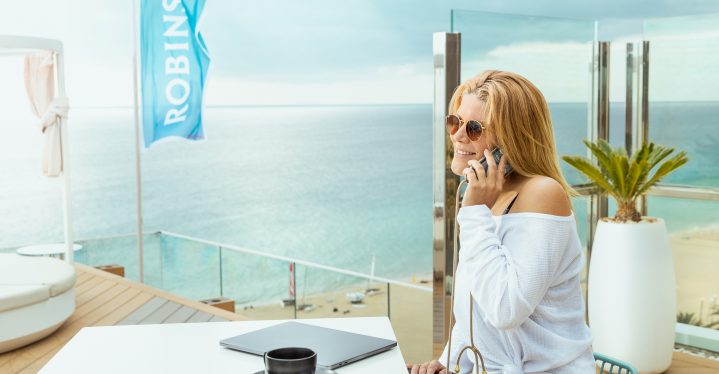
{"left": 40, "top": 317, "right": 407, "bottom": 373}
{"left": 16, "top": 243, "right": 82, "bottom": 257}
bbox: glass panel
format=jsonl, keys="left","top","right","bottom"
{"left": 647, "top": 196, "right": 719, "bottom": 334}
{"left": 293, "top": 264, "right": 388, "bottom": 319}
{"left": 156, "top": 235, "right": 221, "bottom": 301}
{"left": 643, "top": 13, "right": 719, "bottom": 187}
{"left": 596, "top": 19, "right": 646, "bottom": 150}
{"left": 451, "top": 10, "right": 596, "bottom": 186}
{"left": 77, "top": 233, "right": 149, "bottom": 282}
{"left": 389, "top": 282, "right": 432, "bottom": 364}
{"left": 220, "top": 248, "right": 295, "bottom": 320}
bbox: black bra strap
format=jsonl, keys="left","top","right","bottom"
{"left": 503, "top": 193, "right": 519, "bottom": 215}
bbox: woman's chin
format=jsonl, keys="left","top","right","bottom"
{"left": 450, "top": 160, "right": 469, "bottom": 176}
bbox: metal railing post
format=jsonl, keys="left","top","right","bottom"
{"left": 293, "top": 262, "right": 297, "bottom": 319}
{"left": 638, "top": 41, "right": 650, "bottom": 216}
{"left": 626, "top": 43, "right": 635, "bottom": 156}
{"left": 432, "top": 31, "right": 461, "bottom": 358}
{"left": 588, "top": 41, "right": 611, "bottom": 257}
{"left": 219, "top": 247, "right": 224, "bottom": 297}
{"left": 387, "top": 283, "right": 391, "bottom": 319}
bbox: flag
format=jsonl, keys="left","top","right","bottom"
{"left": 140, "top": 0, "right": 210, "bottom": 147}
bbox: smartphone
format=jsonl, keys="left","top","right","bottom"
{"left": 479, "top": 147, "right": 513, "bottom": 177}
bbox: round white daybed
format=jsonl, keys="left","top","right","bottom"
{"left": 0, "top": 254, "right": 76, "bottom": 353}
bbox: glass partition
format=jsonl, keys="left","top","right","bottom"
{"left": 71, "top": 231, "right": 431, "bottom": 359}
{"left": 219, "top": 247, "right": 296, "bottom": 320}
{"left": 293, "top": 263, "right": 389, "bottom": 319}
{"left": 389, "top": 282, "right": 433, "bottom": 363}
{"left": 643, "top": 13, "right": 719, "bottom": 187}
{"left": 451, "top": 10, "right": 596, "bottom": 186}
{"left": 647, "top": 196, "right": 719, "bottom": 342}
{"left": 640, "top": 13, "right": 719, "bottom": 352}
{"left": 77, "top": 233, "right": 148, "bottom": 282}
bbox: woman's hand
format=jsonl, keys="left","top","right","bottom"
{"left": 406, "top": 360, "right": 448, "bottom": 374}
{"left": 462, "top": 149, "right": 508, "bottom": 208}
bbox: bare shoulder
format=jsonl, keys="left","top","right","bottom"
{"left": 512, "top": 176, "right": 572, "bottom": 216}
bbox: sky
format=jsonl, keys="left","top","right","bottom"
{"left": 0, "top": 0, "right": 718, "bottom": 110}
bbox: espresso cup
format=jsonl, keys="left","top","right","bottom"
{"left": 264, "top": 347, "right": 317, "bottom": 374}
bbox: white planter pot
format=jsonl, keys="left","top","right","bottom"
{"left": 588, "top": 218, "right": 676, "bottom": 373}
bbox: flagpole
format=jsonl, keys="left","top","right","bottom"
{"left": 131, "top": 0, "right": 145, "bottom": 283}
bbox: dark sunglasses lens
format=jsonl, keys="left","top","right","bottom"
{"left": 445, "top": 115, "right": 460, "bottom": 135}
{"left": 466, "top": 121, "right": 483, "bottom": 141}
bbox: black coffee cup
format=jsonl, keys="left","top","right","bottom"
{"left": 264, "top": 347, "right": 317, "bottom": 374}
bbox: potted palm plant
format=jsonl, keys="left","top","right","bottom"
{"left": 563, "top": 140, "right": 688, "bottom": 374}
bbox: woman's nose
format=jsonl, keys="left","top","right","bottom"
{"left": 452, "top": 123, "right": 469, "bottom": 143}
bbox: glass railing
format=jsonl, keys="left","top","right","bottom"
{"left": 0, "top": 231, "right": 434, "bottom": 362}
{"left": 70, "top": 231, "right": 434, "bottom": 319}
{"left": 641, "top": 13, "right": 719, "bottom": 353}
{"left": 646, "top": 196, "right": 719, "bottom": 351}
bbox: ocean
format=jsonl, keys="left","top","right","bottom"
{"left": 0, "top": 102, "right": 717, "bottom": 302}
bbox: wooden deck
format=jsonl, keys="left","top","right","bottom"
{"left": 595, "top": 352, "right": 719, "bottom": 373}
{"left": 1, "top": 264, "right": 718, "bottom": 373}
{"left": 0, "top": 264, "right": 248, "bottom": 374}
{"left": 665, "top": 351, "right": 719, "bottom": 373}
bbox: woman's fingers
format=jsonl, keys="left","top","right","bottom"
{"left": 427, "top": 360, "right": 446, "bottom": 373}
{"left": 463, "top": 166, "right": 478, "bottom": 184}
{"left": 408, "top": 360, "right": 446, "bottom": 374}
{"left": 410, "top": 363, "right": 420, "bottom": 374}
{"left": 466, "top": 161, "right": 485, "bottom": 180}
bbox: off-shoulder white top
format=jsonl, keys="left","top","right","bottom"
{"left": 440, "top": 204, "right": 594, "bottom": 374}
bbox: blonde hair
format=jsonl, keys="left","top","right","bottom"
{"left": 449, "top": 70, "right": 577, "bottom": 197}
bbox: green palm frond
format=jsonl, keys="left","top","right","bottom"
{"left": 583, "top": 140, "right": 617, "bottom": 187}
{"left": 635, "top": 151, "right": 689, "bottom": 196}
{"left": 562, "top": 140, "right": 689, "bottom": 221}
{"left": 677, "top": 311, "right": 699, "bottom": 325}
{"left": 562, "top": 155, "right": 617, "bottom": 198}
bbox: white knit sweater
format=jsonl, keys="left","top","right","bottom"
{"left": 439, "top": 204, "right": 595, "bottom": 374}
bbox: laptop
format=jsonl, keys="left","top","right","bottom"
{"left": 219, "top": 321, "right": 397, "bottom": 369}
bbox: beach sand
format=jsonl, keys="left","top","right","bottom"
{"left": 670, "top": 228, "right": 719, "bottom": 323}
{"left": 236, "top": 278, "right": 434, "bottom": 364}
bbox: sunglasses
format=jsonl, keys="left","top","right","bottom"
{"left": 445, "top": 114, "right": 487, "bottom": 141}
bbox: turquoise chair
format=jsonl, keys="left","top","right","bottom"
{"left": 593, "top": 352, "right": 638, "bottom": 374}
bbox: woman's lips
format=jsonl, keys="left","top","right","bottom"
{"left": 455, "top": 150, "right": 476, "bottom": 156}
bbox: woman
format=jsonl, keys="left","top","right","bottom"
{"left": 409, "top": 70, "right": 594, "bottom": 374}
